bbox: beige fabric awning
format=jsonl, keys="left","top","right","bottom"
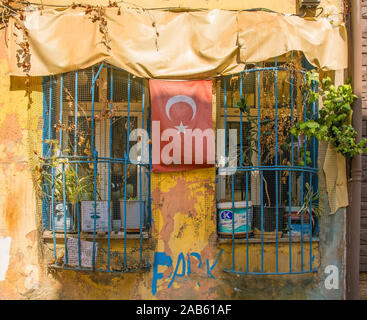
{"left": 7, "top": 7, "right": 347, "bottom": 78}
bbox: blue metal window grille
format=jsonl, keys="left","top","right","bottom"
{"left": 41, "top": 63, "right": 152, "bottom": 272}
{"left": 216, "top": 53, "right": 319, "bottom": 275}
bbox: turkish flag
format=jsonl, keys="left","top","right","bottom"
{"left": 150, "top": 79, "right": 214, "bottom": 172}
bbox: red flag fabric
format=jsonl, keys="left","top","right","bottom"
{"left": 150, "top": 79, "right": 214, "bottom": 172}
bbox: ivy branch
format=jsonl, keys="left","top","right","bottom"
{"left": 290, "top": 71, "right": 367, "bottom": 158}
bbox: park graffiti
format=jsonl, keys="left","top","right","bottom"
{"left": 151, "top": 249, "right": 223, "bottom": 295}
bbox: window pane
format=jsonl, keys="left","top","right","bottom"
{"left": 111, "top": 116, "right": 138, "bottom": 200}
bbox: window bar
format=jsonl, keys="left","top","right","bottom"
{"left": 41, "top": 78, "right": 48, "bottom": 159}
{"left": 62, "top": 162, "right": 68, "bottom": 265}
{"left": 90, "top": 64, "right": 104, "bottom": 151}
{"left": 123, "top": 73, "right": 131, "bottom": 272}
{"left": 91, "top": 66, "right": 97, "bottom": 270}
{"left": 313, "top": 80, "right": 319, "bottom": 212}
{"left": 224, "top": 77, "right": 227, "bottom": 160}
{"left": 231, "top": 172, "right": 235, "bottom": 272}
{"left": 310, "top": 78, "right": 318, "bottom": 270}
{"left": 300, "top": 73, "right": 308, "bottom": 272}
{"left": 257, "top": 63, "right": 264, "bottom": 273}
{"left": 90, "top": 63, "right": 104, "bottom": 270}
{"left": 309, "top": 173, "right": 313, "bottom": 271}
{"left": 47, "top": 77, "right": 57, "bottom": 262}
{"left": 245, "top": 171, "right": 249, "bottom": 273}
{"left": 274, "top": 58, "right": 279, "bottom": 273}
{"left": 240, "top": 74, "right": 250, "bottom": 273}
{"left": 260, "top": 173, "right": 264, "bottom": 272}
{"left": 309, "top": 79, "right": 317, "bottom": 271}
{"left": 59, "top": 74, "right": 69, "bottom": 266}
{"left": 289, "top": 51, "right": 294, "bottom": 272}
{"left": 51, "top": 166, "right": 56, "bottom": 262}
{"left": 139, "top": 79, "right": 145, "bottom": 266}
{"left": 312, "top": 79, "right": 319, "bottom": 194}
{"left": 59, "top": 74, "right": 64, "bottom": 150}
{"left": 48, "top": 78, "right": 53, "bottom": 157}
{"left": 240, "top": 75, "right": 243, "bottom": 167}
{"left": 313, "top": 80, "right": 319, "bottom": 174}
{"left": 74, "top": 71, "right": 82, "bottom": 268}
{"left": 107, "top": 67, "right": 113, "bottom": 271}
{"left": 148, "top": 105, "right": 152, "bottom": 226}
{"left": 41, "top": 79, "right": 49, "bottom": 231}
{"left": 92, "top": 148, "right": 98, "bottom": 269}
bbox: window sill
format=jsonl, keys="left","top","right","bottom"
{"left": 42, "top": 230, "right": 150, "bottom": 240}
{"left": 217, "top": 236, "right": 319, "bottom": 244}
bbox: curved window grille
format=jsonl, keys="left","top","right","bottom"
{"left": 216, "top": 54, "right": 319, "bottom": 274}
{"left": 41, "top": 63, "right": 152, "bottom": 272}
{"left": 41, "top": 55, "right": 319, "bottom": 275}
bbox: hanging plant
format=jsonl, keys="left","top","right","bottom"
{"left": 290, "top": 71, "right": 367, "bottom": 158}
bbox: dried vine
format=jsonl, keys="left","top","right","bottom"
{"left": 13, "top": 8, "right": 33, "bottom": 109}
{"left": 0, "top": 0, "right": 131, "bottom": 107}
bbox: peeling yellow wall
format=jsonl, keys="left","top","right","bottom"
{"left": 0, "top": 36, "right": 42, "bottom": 298}
{"left": 0, "top": 0, "right": 347, "bottom": 300}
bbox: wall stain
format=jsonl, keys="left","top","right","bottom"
{"left": 5, "top": 190, "right": 20, "bottom": 234}
{"left": 0, "top": 113, "right": 23, "bottom": 145}
{"left": 152, "top": 174, "right": 199, "bottom": 255}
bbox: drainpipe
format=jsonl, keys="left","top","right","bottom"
{"left": 346, "top": 0, "right": 362, "bottom": 300}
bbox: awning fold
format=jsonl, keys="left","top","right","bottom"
{"left": 7, "top": 7, "right": 348, "bottom": 78}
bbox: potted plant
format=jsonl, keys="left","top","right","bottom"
{"left": 34, "top": 140, "right": 94, "bottom": 232}
{"left": 283, "top": 182, "right": 321, "bottom": 239}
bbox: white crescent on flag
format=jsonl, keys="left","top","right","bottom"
{"left": 165, "top": 95, "right": 197, "bottom": 121}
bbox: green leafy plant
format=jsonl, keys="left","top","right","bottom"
{"left": 297, "top": 182, "right": 323, "bottom": 218}
{"left": 298, "top": 146, "right": 312, "bottom": 167}
{"left": 34, "top": 139, "right": 94, "bottom": 204}
{"left": 290, "top": 72, "right": 367, "bottom": 158}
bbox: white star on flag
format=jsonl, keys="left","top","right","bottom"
{"left": 175, "top": 121, "right": 188, "bottom": 134}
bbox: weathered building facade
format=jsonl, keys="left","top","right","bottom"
{"left": 0, "top": 0, "right": 356, "bottom": 300}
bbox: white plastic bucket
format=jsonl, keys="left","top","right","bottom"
{"left": 217, "top": 201, "right": 252, "bottom": 237}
